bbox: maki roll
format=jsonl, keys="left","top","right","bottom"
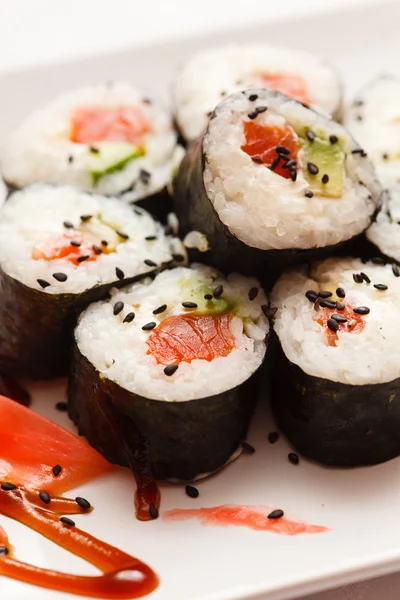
{"left": 172, "top": 44, "right": 343, "bottom": 144}
{"left": 1, "top": 82, "right": 183, "bottom": 218}
{"left": 347, "top": 76, "right": 400, "bottom": 263}
{"left": 68, "top": 264, "right": 269, "bottom": 481}
{"left": 174, "top": 89, "right": 381, "bottom": 282}
{"left": 0, "top": 184, "right": 184, "bottom": 379}
{"left": 270, "top": 257, "right": 400, "bottom": 467}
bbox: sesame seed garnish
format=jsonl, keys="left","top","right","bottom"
{"left": 52, "top": 272, "right": 68, "bottom": 282}
{"left": 304, "top": 190, "right": 314, "bottom": 198}
{"left": 139, "top": 169, "right": 151, "bottom": 184}
{"left": 142, "top": 97, "right": 152, "bottom": 104}
{"left": 80, "top": 214, "right": 92, "bottom": 222}
{"left": 60, "top": 517, "right": 75, "bottom": 527}
{"left": 354, "top": 99, "right": 364, "bottom": 107}
{"left": 276, "top": 145, "right": 290, "bottom": 155}
{"left": 336, "top": 301, "right": 345, "bottom": 311}
{"left": 270, "top": 156, "right": 280, "bottom": 171}
{"left": 115, "top": 267, "right": 124, "bottom": 280}
{"left": 77, "top": 255, "right": 90, "bottom": 263}
{"left": 371, "top": 257, "right": 386, "bottom": 265}
{"left": 327, "top": 318, "right": 339, "bottom": 332}
{"left": 39, "top": 490, "right": 51, "bottom": 504}
{"left": 93, "top": 245, "right": 102, "bottom": 255}
{"left": 113, "top": 301, "right": 124, "bottom": 316}
{"left": 322, "top": 174, "right": 329, "bottom": 184}
{"left": 331, "top": 314, "right": 347, "bottom": 323}
{"left": 348, "top": 319, "right": 357, "bottom": 327}
{"left": 356, "top": 116, "right": 363, "bottom": 122}
{"left": 360, "top": 272, "right": 371, "bottom": 284}
{"left": 248, "top": 111, "right": 258, "bottom": 120}
{"left": 307, "top": 162, "right": 319, "bottom": 175}
{"left": 329, "top": 135, "right": 338, "bottom": 144}
{"left": 213, "top": 285, "right": 223, "bottom": 297}
{"left": 261, "top": 305, "right": 277, "bottom": 318}
{"left": 116, "top": 231, "right": 129, "bottom": 240}
{"left": 145, "top": 235, "right": 157, "bottom": 241}
{"left": 123, "top": 312, "right": 135, "bottom": 323}
{"left": 134, "top": 208, "right": 143, "bottom": 216}
{"left": 101, "top": 240, "right": 108, "bottom": 246}
{"left": 268, "top": 431, "right": 279, "bottom": 444}
{"left": 63, "top": 220, "right": 74, "bottom": 229}
{"left": 55, "top": 402, "right": 68, "bottom": 412}
{"left": 313, "top": 298, "right": 321, "bottom": 311}
{"left": 52, "top": 465, "right": 62, "bottom": 477}
{"left": 268, "top": 509, "right": 284, "bottom": 519}
{"left": 37, "top": 279, "right": 50, "bottom": 289}
{"left": 142, "top": 322, "right": 156, "bottom": 331}
{"left": 289, "top": 169, "right": 297, "bottom": 182}
{"left": 305, "top": 290, "right": 318, "bottom": 302}
{"left": 1, "top": 482, "right": 16, "bottom": 491}
{"left": 204, "top": 294, "right": 213, "bottom": 300}
{"left": 172, "top": 253, "right": 185, "bottom": 262}
{"left": 153, "top": 304, "right": 167, "bottom": 315}
{"left": 305, "top": 130, "right": 315, "bottom": 142}
{"left": 288, "top": 452, "right": 299, "bottom": 465}
{"left": 164, "top": 364, "right": 179, "bottom": 376}
{"left": 320, "top": 299, "right": 336, "bottom": 309}
{"left": 68, "top": 155, "right": 74, "bottom": 163}
{"left": 182, "top": 301, "right": 198, "bottom": 309}
{"left": 75, "top": 497, "right": 91, "bottom": 510}
{"left": 374, "top": 283, "right": 388, "bottom": 290}
{"left": 392, "top": 264, "right": 400, "bottom": 277}
{"left": 248, "top": 94, "right": 258, "bottom": 101}
{"left": 70, "top": 240, "right": 81, "bottom": 247}
{"left": 248, "top": 287, "right": 259, "bottom": 301}
{"left": 353, "top": 273, "right": 363, "bottom": 284}
{"left": 251, "top": 156, "right": 263, "bottom": 164}
{"left": 351, "top": 148, "right": 366, "bottom": 155}
{"left": 185, "top": 485, "right": 199, "bottom": 498}
{"left": 283, "top": 159, "right": 297, "bottom": 169}
{"left": 89, "top": 146, "right": 100, "bottom": 154}
{"left": 318, "top": 291, "right": 332, "bottom": 298}
{"left": 336, "top": 287, "right": 346, "bottom": 298}
{"left": 383, "top": 153, "right": 389, "bottom": 160}
{"left": 353, "top": 306, "right": 370, "bottom": 315}
{"left": 255, "top": 106, "right": 267, "bottom": 114}
{"left": 149, "top": 504, "right": 159, "bottom": 519}
{"left": 144, "top": 259, "right": 157, "bottom": 267}
{"left": 242, "top": 441, "right": 255, "bottom": 454}
{"left": 0, "top": 546, "right": 9, "bottom": 556}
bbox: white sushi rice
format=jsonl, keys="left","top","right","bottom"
{"left": 76, "top": 265, "right": 269, "bottom": 402}
{"left": 172, "top": 44, "right": 343, "bottom": 142}
{"left": 272, "top": 257, "right": 400, "bottom": 385}
{"left": 203, "top": 89, "right": 380, "bottom": 251}
{"left": 0, "top": 184, "right": 185, "bottom": 294}
{"left": 1, "top": 82, "right": 183, "bottom": 203}
{"left": 346, "top": 76, "right": 400, "bottom": 261}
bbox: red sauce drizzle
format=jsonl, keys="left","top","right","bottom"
{"left": 315, "top": 302, "right": 365, "bottom": 347}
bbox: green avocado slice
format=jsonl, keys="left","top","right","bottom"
{"left": 299, "top": 136, "right": 345, "bottom": 198}
{"left": 86, "top": 142, "right": 145, "bottom": 185}
{"left": 179, "top": 282, "right": 232, "bottom": 315}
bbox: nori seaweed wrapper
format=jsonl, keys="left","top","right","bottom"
{"left": 270, "top": 333, "right": 400, "bottom": 467}
{"left": 68, "top": 342, "right": 260, "bottom": 481}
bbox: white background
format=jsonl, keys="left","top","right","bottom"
{"left": 1, "top": 1, "right": 400, "bottom": 599}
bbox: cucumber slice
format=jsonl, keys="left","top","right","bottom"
{"left": 87, "top": 142, "right": 145, "bottom": 185}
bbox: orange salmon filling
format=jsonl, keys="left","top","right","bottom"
{"left": 70, "top": 106, "right": 149, "bottom": 144}
{"left": 257, "top": 73, "right": 311, "bottom": 105}
{"left": 241, "top": 121, "right": 299, "bottom": 179}
{"left": 32, "top": 234, "right": 102, "bottom": 266}
{"left": 146, "top": 313, "right": 235, "bottom": 365}
{"left": 316, "top": 304, "right": 365, "bottom": 347}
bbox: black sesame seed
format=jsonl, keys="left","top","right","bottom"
{"left": 52, "top": 272, "right": 68, "bottom": 282}
{"left": 307, "top": 162, "right": 319, "bottom": 175}
{"left": 116, "top": 231, "right": 129, "bottom": 240}
{"left": 268, "top": 509, "right": 284, "bottom": 519}
{"left": 145, "top": 235, "right": 157, "bottom": 241}
{"left": 318, "top": 290, "right": 332, "bottom": 298}
{"left": 392, "top": 264, "right": 400, "bottom": 277}
{"left": 164, "top": 364, "right": 179, "bottom": 376}
{"left": 248, "top": 287, "right": 259, "bottom": 301}
{"left": 305, "top": 130, "right": 315, "bottom": 142}
{"left": 247, "top": 111, "right": 258, "bottom": 120}
{"left": 52, "top": 465, "right": 62, "bottom": 477}
{"left": 144, "top": 259, "right": 157, "bottom": 267}
{"left": 113, "top": 301, "right": 124, "bottom": 316}
{"left": 353, "top": 306, "right": 370, "bottom": 315}
{"left": 1, "top": 482, "right": 16, "bottom": 491}
{"left": 182, "top": 301, "right": 198, "bottom": 309}
{"left": 371, "top": 257, "right": 386, "bottom": 265}
{"left": 322, "top": 174, "right": 329, "bottom": 184}
{"left": 383, "top": 153, "right": 389, "bottom": 160}
{"left": 70, "top": 240, "right": 81, "bottom": 247}
{"left": 329, "top": 135, "right": 338, "bottom": 144}
{"left": 305, "top": 290, "right": 318, "bottom": 302}
{"left": 139, "top": 169, "right": 151, "bottom": 184}
{"left": 134, "top": 208, "right": 143, "bottom": 216}
{"left": 153, "top": 304, "right": 167, "bottom": 315}
{"left": 149, "top": 504, "right": 159, "bottom": 519}
{"left": 80, "top": 214, "right": 92, "bottom": 222}
{"left": 356, "top": 115, "right": 363, "bottom": 122}
{"left": 353, "top": 273, "right": 363, "bottom": 284}
{"left": 204, "top": 294, "right": 213, "bottom": 300}
{"left": 374, "top": 283, "right": 388, "bottom": 290}
{"left": 304, "top": 190, "right": 314, "bottom": 198}
{"left": 288, "top": 452, "right": 299, "bottom": 465}
{"left": 63, "top": 220, "right": 74, "bottom": 229}
{"left": 336, "top": 287, "right": 346, "bottom": 298}
{"left": 172, "top": 253, "right": 185, "bottom": 262}
{"left": 242, "top": 441, "right": 255, "bottom": 454}
{"left": 320, "top": 299, "right": 336, "bottom": 309}
{"left": 60, "top": 517, "right": 75, "bottom": 527}
{"left": 77, "top": 255, "right": 90, "bottom": 263}
{"left": 256, "top": 106, "right": 267, "bottom": 114}
{"left": 276, "top": 145, "right": 290, "bottom": 155}
{"left": 101, "top": 240, "right": 108, "bottom": 247}
{"left": 251, "top": 156, "right": 263, "bottom": 164}
{"left": 89, "top": 146, "right": 99, "bottom": 154}
{"left": 249, "top": 94, "right": 258, "bottom": 101}
{"left": 37, "top": 279, "right": 50, "bottom": 289}
{"left": 55, "top": 402, "right": 68, "bottom": 412}
{"left": 142, "top": 322, "right": 157, "bottom": 331}
{"left": 268, "top": 431, "right": 280, "bottom": 444}
{"left": 313, "top": 298, "right": 321, "bottom": 311}
{"left": 270, "top": 156, "right": 280, "bottom": 171}
{"left": 351, "top": 148, "right": 365, "bottom": 155}
{"left": 336, "top": 301, "right": 345, "bottom": 311}
{"left": 327, "top": 318, "right": 339, "bottom": 332}
{"left": 0, "top": 546, "right": 9, "bottom": 556}
{"left": 115, "top": 267, "right": 125, "bottom": 280}
{"left": 123, "top": 312, "right": 135, "bottom": 323}
{"left": 185, "top": 485, "right": 199, "bottom": 498}
{"left": 289, "top": 168, "right": 297, "bottom": 182}
{"left": 75, "top": 497, "right": 91, "bottom": 510}
{"left": 360, "top": 272, "right": 371, "bottom": 284}
{"left": 354, "top": 99, "right": 364, "bottom": 107}
{"left": 68, "top": 155, "right": 74, "bottom": 164}
{"left": 39, "top": 490, "right": 51, "bottom": 504}
{"left": 213, "top": 285, "right": 223, "bottom": 297}
{"left": 331, "top": 313, "right": 347, "bottom": 323}
{"left": 92, "top": 245, "right": 102, "bottom": 255}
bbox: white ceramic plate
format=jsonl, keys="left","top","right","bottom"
{"left": 2, "top": 3, "right": 400, "bottom": 599}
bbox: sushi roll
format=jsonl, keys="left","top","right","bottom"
{"left": 172, "top": 44, "right": 343, "bottom": 144}
{"left": 0, "top": 184, "right": 184, "bottom": 379}
{"left": 174, "top": 89, "right": 381, "bottom": 283}
{"left": 347, "top": 76, "right": 400, "bottom": 263}
{"left": 270, "top": 257, "right": 400, "bottom": 467}
{"left": 1, "top": 82, "right": 183, "bottom": 218}
{"left": 68, "top": 264, "right": 269, "bottom": 481}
